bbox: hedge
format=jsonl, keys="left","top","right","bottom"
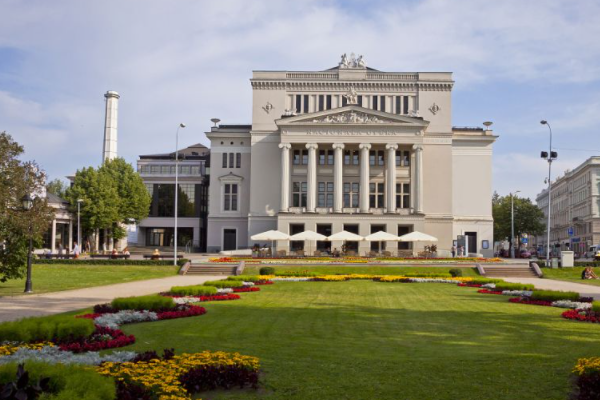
{"left": 592, "top": 301, "right": 600, "bottom": 313}
{"left": 32, "top": 258, "right": 189, "bottom": 267}
{"left": 259, "top": 267, "right": 275, "bottom": 275}
{"left": 227, "top": 275, "right": 265, "bottom": 282}
{"left": 0, "top": 315, "right": 94, "bottom": 343}
{"left": 495, "top": 282, "right": 535, "bottom": 291}
{"left": 538, "top": 261, "right": 600, "bottom": 268}
{"left": 0, "top": 362, "right": 115, "bottom": 400}
{"left": 469, "top": 278, "right": 505, "bottom": 285}
{"left": 530, "top": 290, "right": 580, "bottom": 302}
{"left": 203, "top": 280, "right": 244, "bottom": 289}
{"left": 111, "top": 295, "right": 176, "bottom": 311}
{"left": 169, "top": 285, "right": 218, "bottom": 296}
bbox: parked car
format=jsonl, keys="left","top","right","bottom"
{"left": 585, "top": 245, "right": 600, "bottom": 259}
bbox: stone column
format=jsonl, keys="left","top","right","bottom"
{"left": 359, "top": 143, "right": 371, "bottom": 213}
{"left": 306, "top": 143, "right": 318, "bottom": 212}
{"left": 332, "top": 143, "right": 345, "bottom": 213}
{"left": 386, "top": 144, "right": 398, "bottom": 213}
{"left": 68, "top": 220, "right": 73, "bottom": 251}
{"left": 413, "top": 144, "right": 424, "bottom": 214}
{"left": 51, "top": 219, "right": 57, "bottom": 253}
{"left": 279, "top": 143, "right": 292, "bottom": 212}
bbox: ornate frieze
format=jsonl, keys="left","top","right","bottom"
{"left": 311, "top": 111, "right": 390, "bottom": 124}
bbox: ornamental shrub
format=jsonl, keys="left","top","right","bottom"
{"left": 530, "top": 290, "right": 580, "bottom": 302}
{"left": 111, "top": 295, "right": 176, "bottom": 311}
{"left": 33, "top": 258, "right": 189, "bottom": 267}
{"left": 275, "top": 270, "right": 319, "bottom": 277}
{"left": 495, "top": 282, "right": 535, "bottom": 291}
{"left": 449, "top": 268, "right": 463, "bottom": 277}
{"left": 469, "top": 278, "right": 504, "bottom": 285}
{"left": 0, "top": 315, "right": 94, "bottom": 343}
{"left": 227, "top": 275, "right": 264, "bottom": 282}
{"left": 592, "top": 301, "right": 600, "bottom": 313}
{"left": 0, "top": 362, "right": 115, "bottom": 400}
{"left": 259, "top": 267, "right": 275, "bottom": 275}
{"left": 203, "top": 280, "right": 244, "bottom": 289}
{"left": 169, "top": 285, "right": 218, "bottom": 296}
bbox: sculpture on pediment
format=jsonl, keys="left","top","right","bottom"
{"left": 339, "top": 53, "right": 367, "bottom": 69}
{"left": 339, "top": 53, "right": 350, "bottom": 68}
{"left": 283, "top": 108, "right": 297, "bottom": 116}
{"left": 312, "top": 111, "right": 386, "bottom": 124}
{"left": 356, "top": 55, "right": 366, "bottom": 68}
{"left": 343, "top": 86, "right": 358, "bottom": 104}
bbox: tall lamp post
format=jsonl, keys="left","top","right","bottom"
{"left": 21, "top": 194, "right": 34, "bottom": 293}
{"left": 174, "top": 123, "right": 186, "bottom": 266}
{"left": 510, "top": 190, "right": 521, "bottom": 258}
{"left": 540, "top": 120, "right": 557, "bottom": 266}
{"left": 77, "top": 199, "right": 83, "bottom": 250}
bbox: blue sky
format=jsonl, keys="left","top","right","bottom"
{"left": 1, "top": 0, "right": 599, "bottom": 200}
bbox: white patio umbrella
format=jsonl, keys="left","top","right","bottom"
{"left": 289, "top": 230, "right": 327, "bottom": 256}
{"left": 398, "top": 231, "right": 438, "bottom": 257}
{"left": 364, "top": 231, "right": 399, "bottom": 254}
{"left": 251, "top": 230, "right": 290, "bottom": 256}
{"left": 327, "top": 230, "right": 364, "bottom": 255}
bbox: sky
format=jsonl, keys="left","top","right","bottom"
{"left": 1, "top": 0, "right": 600, "bottom": 200}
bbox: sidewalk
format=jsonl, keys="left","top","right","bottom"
{"left": 503, "top": 277, "right": 600, "bottom": 300}
{"left": 0, "top": 275, "right": 223, "bottom": 322}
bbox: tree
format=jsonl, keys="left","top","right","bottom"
{"left": 46, "top": 178, "right": 67, "bottom": 198}
{"left": 492, "top": 192, "right": 545, "bottom": 256}
{"left": 0, "top": 132, "right": 53, "bottom": 282}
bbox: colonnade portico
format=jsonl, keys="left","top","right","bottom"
{"left": 278, "top": 141, "right": 422, "bottom": 216}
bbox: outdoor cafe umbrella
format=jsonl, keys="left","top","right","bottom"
{"left": 398, "top": 231, "right": 438, "bottom": 257}
{"left": 289, "top": 230, "right": 327, "bottom": 256}
{"left": 327, "top": 230, "right": 364, "bottom": 254}
{"left": 364, "top": 231, "right": 399, "bottom": 254}
{"left": 250, "top": 230, "right": 290, "bottom": 256}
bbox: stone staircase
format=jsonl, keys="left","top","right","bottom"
{"left": 184, "top": 263, "right": 237, "bottom": 276}
{"left": 482, "top": 264, "right": 538, "bottom": 278}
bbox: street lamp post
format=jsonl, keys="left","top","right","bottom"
{"left": 77, "top": 199, "right": 83, "bottom": 251}
{"left": 510, "top": 190, "right": 521, "bottom": 259}
{"left": 540, "top": 120, "right": 557, "bottom": 267}
{"left": 174, "top": 123, "right": 186, "bottom": 266}
{"left": 21, "top": 194, "right": 34, "bottom": 293}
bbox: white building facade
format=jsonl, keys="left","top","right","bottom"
{"left": 207, "top": 55, "right": 497, "bottom": 256}
{"left": 535, "top": 157, "right": 600, "bottom": 255}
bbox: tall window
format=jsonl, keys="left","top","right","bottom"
{"left": 318, "top": 182, "right": 334, "bottom": 208}
{"left": 145, "top": 183, "right": 154, "bottom": 196}
{"left": 343, "top": 182, "right": 359, "bottom": 207}
{"left": 357, "top": 95, "right": 363, "bottom": 107}
{"left": 302, "top": 150, "right": 308, "bottom": 165}
{"left": 318, "top": 95, "right": 324, "bottom": 111}
{"left": 403, "top": 96, "right": 409, "bottom": 114}
{"left": 395, "top": 96, "right": 401, "bottom": 114}
{"left": 295, "top": 94, "right": 301, "bottom": 113}
{"left": 378, "top": 150, "right": 385, "bottom": 166}
{"left": 373, "top": 96, "right": 378, "bottom": 111}
{"left": 326, "top": 95, "right": 332, "bottom": 110}
{"left": 229, "top": 153, "right": 234, "bottom": 168}
{"left": 224, "top": 184, "right": 238, "bottom": 211}
{"left": 303, "top": 95, "right": 309, "bottom": 113}
{"left": 327, "top": 150, "right": 334, "bottom": 165}
{"left": 179, "top": 184, "right": 196, "bottom": 217}
{"left": 342, "top": 96, "right": 348, "bottom": 107}
{"left": 293, "top": 150, "right": 301, "bottom": 165}
{"left": 236, "top": 153, "right": 241, "bottom": 168}
{"left": 369, "top": 183, "right": 385, "bottom": 208}
{"left": 396, "top": 183, "right": 410, "bottom": 209}
{"left": 222, "top": 153, "right": 227, "bottom": 168}
{"left": 345, "top": 150, "right": 359, "bottom": 165}
{"left": 380, "top": 96, "right": 386, "bottom": 112}
{"left": 319, "top": 150, "right": 326, "bottom": 165}
{"left": 369, "top": 151, "right": 376, "bottom": 166}
{"left": 292, "top": 182, "right": 307, "bottom": 207}
{"left": 395, "top": 150, "right": 410, "bottom": 167}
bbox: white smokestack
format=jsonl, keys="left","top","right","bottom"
{"left": 102, "top": 90, "right": 120, "bottom": 162}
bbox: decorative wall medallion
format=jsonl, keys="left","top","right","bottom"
{"left": 312, "top": 111, "right": 390, "bottom": 124}
{"left": 339, "top": 53, "right": 367, "bottom": 69}
{"left": 429, "top": 103, "right": 440, "bottom": 115}
{"left": 263, "top": 102, "right": 274, "bottom": 114}
{"left": 343, "top": 86, "right": 359, "bottom": 104}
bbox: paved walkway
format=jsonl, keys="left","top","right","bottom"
{"left": 0, "top": 275, "right": 222, "bottom": 322}
{"left": 503, "top": 277, "right": 600, "bottom": 300}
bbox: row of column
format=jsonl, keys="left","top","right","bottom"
{"left": 279, "top": 143, "right": 423, "bottom": 214}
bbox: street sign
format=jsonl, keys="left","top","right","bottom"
{"left": 521, "top": 237, "right": 528, "bottom": 244}
{"left": 568, "top": 227, "right": 574, "bottom": 237}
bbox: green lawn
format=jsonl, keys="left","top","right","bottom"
{"left": 543, "top": 267, "right": 600, "bottom": 286}
{"left": 243, "top": 265, "right": 480, "bottom": 276}
{"left": 0, "top": 264, "right": 179, "bottom": 296}
{"left": 121, "top": 280, "right": 600, "bottom": 400}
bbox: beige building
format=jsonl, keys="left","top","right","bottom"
{"left": 535, "top": 157, "right": 600, "bottom": 255}
{"left": 207, "top": 55, "right": 497, "bottom": 256}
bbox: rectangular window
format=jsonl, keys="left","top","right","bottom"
{"left": 190, "top": 166, "right": 200, "bottom": 175}
{"left": 372, "top": 96, "right": 378, "bottom": 110}
{"left": 357, "top": 95, "right": 363, "bottom": 107}
{"left": 327, "top": 150, "right": 334, "bottom": 165}
{"left": 380, "top": 96, "right": 386, "bottom": 112}
{"left": 229, "top": 153, "right": 234, "bottom": 168}
{"left": 236, "top": 153, "right": 241, "bottom": 168}
{"left": 369, "top": 183, "right": 385, "bottom": 208}
{"left": 224, "top": 184, "right": 238, "bottom": 211}
{"left": 395, "top": 96, "right": 401, "bottom": 114}
{"left": 222, "top": 153, "right": 227, "bottom": 168}
{"left": 318, "top": 182, "right": 334, "bottom": 208}
{"left": 378, "top": 150, "right": 385, "bottom": 166}
{"left": 403, "top": 151, "right": 410, "bottom": 166}
{"left": 303, "top": 94, "right": 309, "bottom": 113}
{"left": 145, "top": 183, "right": 154, "bottom": 196}
{"left": 293, "top": 150, "right": 301, "bottom": 165}
{"left": 295, "top": 94, "right": 302, "bottom": 113}
{"left": 342, "top": 96, "right": 348, "bottom": 107}
{"left": 180, "top": 165, "right": 191, "bottom": 174}
{"left": 353, "top": 150, "right": 359, "bottom": 165}
{"left": 343, "top": 182, "right": 359, "bottom": 208}
{"left": 395, "top": 151, "right": 401, "bottom": 167}
{"left": 302, "top": 150, "right": 309, "bottom": 165}
{"left": 319, "top": 95, "right": 324, "bottom": 111}
{"left": 151, "top": 165, "right": 160, "bottom": 174}
{"left": 369, "top": 151, "right": 376, "bottom": 166}
{"left": 403, "top": 96, "right": 409, "bottom": 114}
{"left": 292, "top": 182, "right": 307, "bottom": 207}
{"left": 396, "top": 183, "right": 410, "bottom": 209}
{"left": 178, "top": 183, "right": 196, "bottom": 217}
{"left": 326, "top": 95, "right": 332, "bottom": 110}
{"left": 344, "top": 150, "right": 351, "bottom": 165}
{"left": 319, "top": 150, "right": 326, "bottom": 165}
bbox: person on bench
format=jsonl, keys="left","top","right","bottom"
{"left": 151, "top": 249, "right": 161, "bottom": 260}
{"left": 122, "top": 247, "right": 130, "bottom": 256}
{"left": 111, "top": 248, "right": 119, "bottom": 259}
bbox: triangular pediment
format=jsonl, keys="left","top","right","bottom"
{"left": 276, "top": 105, "right": 429, "bottom": 127}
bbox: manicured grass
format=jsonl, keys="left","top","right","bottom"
{"left": 243, "top": 265, "right": 480, "bottom": 276}
{"left": 543, "top": 267, "right": 600, "bottom": 286}
{"left": 0, "top": 264, "right": 179, "bottom": 297}
{"left": 122, "top": 280, "right": 600, "bottom": 400}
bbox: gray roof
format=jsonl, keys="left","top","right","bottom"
{"left": 46, "top": 192, "right": 68, "bottom": 205}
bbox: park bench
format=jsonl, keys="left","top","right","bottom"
{"left": 90, "top": 254, "right": 131, "bottom": 259}
{"left": 143, "top": 254, "right": 184, "bottom": 260}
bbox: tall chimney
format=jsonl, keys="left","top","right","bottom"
{"left": 102, "top": 90, "right": 120, "bottom": 162}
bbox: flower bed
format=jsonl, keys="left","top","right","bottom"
{"left": 562, "top": 309, "right": 600, "bottom": 323}
{"left": 58, "top": 326, "right": 135, "bottom": 353}
{"left": 233, "top": 287, "right": 261, "bottom": 293}
{"left": 572, "top": 357, "right": 600, "bottom": 400}
{"left": 457, "top": 283, "right": 483, "bottom": 288}
{"left": 477, "top": 289, "right": 504, "bottom": 295}
{"left": 166, "top": 294, "right": 241, "bottom": 304}
{"left": 508, "top": 297, "right": 553, "bottom": 307}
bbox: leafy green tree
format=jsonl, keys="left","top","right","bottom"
{"left": 46, "top": 178, "right": 67, "bottom": 198}
{"left": 492, "top": 192, "right": 545, "bottom": 255}
{"left": 0, "top": 132, "right": 53, "bottom": 281}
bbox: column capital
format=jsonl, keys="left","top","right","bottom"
{"left": 279, "top": 143, "right": 292, "bottom": 150}
{"left": 412, "top": 144, "right": 423, "bottom": 151}
{"left": 385, "top": 144, "right": 399, "bottom": 151}
{"left": 332, "top": 143, "right": 345, "bottom": 150}
{"left": 305, "top": 143, "right": 319, "bottom": 150}
{"left": 359, "top": 143, "right": 372, "bottom": 150}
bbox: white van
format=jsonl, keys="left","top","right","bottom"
{"left": 585, "top": 245, "right": 600, "bottom": 258}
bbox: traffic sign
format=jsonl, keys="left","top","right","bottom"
{"left": 568, "top": 227, "right": 574, "bottom": 237}
{"left": 521, "top": 237, "right": 528, "bottom": 244}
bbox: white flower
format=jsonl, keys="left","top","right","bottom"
{"left": 481, "top": 283, "right": 496, "bottom": 289}
{"left": 0, "top": 346, "right": 137, "bottom": 365}
{"left": 502, "top": 290, "right": 533, "bottom": 297}
{"left": 94, "top": 310, "right": 158, "bottom": 330}
{"left": 552, "top": 300, "right": 592, "bottom": 310}
{"left": 217, "top": 288, "right": 233, "bottom": 294}
{"left": 242, "top": 282, "right": 255, "bottom": 287}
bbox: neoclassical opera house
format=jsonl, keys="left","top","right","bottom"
{"left": 206, "top": 54, "right": 497, "bottom": 257}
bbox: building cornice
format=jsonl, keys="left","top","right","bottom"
{"left": 250, "top": 81, "right": 453, "bottom": 92}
